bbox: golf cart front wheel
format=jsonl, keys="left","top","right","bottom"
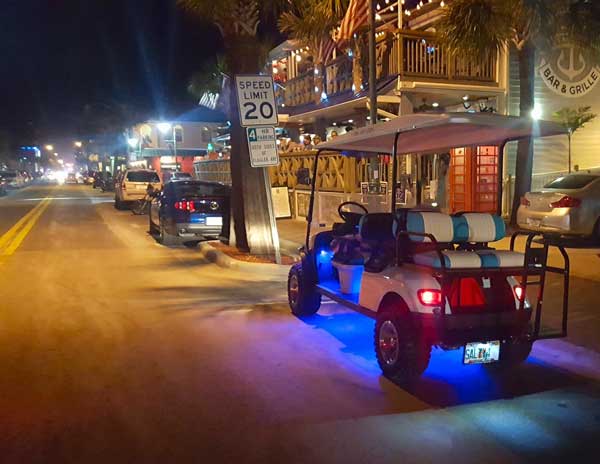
{"left": 288, "top": 263, "right": 321, "bottom": 317}
{"left": 374, "top": 311, "right": 430, "bottom": 382}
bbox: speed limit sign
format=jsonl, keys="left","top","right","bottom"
{"left": 235, "top": 75, "right": 279, "bottom": 127}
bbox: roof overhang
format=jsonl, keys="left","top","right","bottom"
{"left": 317, "top": 113, "right": 568, "bottom": 156}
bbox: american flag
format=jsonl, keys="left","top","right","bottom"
{"left": 319, "top": 37, "right": 337, "bottom": 64}
{"left": 336, "top": 0, "right": 370, "bottom": 46}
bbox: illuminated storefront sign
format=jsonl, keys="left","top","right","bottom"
{"left": 539, "top": 44, "right": 600, "bottom": 98}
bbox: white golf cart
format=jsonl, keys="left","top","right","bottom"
{"left": 287, "top": 113, "right": 571, "bottom": 382}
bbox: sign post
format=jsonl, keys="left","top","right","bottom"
{"left": 235, "top": 75, "right": 281, "bottom": 264}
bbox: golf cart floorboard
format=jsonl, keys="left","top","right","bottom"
{"left": 316, "top": 281, "right": 376, "bottom": 319}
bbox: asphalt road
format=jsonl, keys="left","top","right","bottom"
{"left": 1, "top": 184, "right": 599, "bottom": 463}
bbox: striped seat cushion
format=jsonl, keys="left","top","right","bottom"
{"left": 462, "top": 213, "right": 506, "bottom": 242}
{"left": 413, "top": 250, "right": 483, "bottom": 269}
{"left": 406, "top": 212, "right": 468, "bottom": 243}
{"left": 477, "top": 250, "right": 525, "bottom": 268}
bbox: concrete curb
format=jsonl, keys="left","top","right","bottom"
{"left": 198, "top": 242, "right": 290, "bottom": 271}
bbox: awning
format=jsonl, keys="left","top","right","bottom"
{"left": 317, "top": 113, "right": 568, "bottom": 156}
{"left": 140, "top": 148, "right": 208, "bottom": 157}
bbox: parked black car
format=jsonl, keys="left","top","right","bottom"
{"left": 148, "top": 180, "right": 230, "bottom": 246}
{"left": 94, "top": 172, "right": 114, "bottom": 192}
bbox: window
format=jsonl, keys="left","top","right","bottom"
{"left": 174, "top": 127, "right": 183, "bottom": 143}
{"left": 126, "top": 171, "right": 160, "bottom": 183}
{"left": 173, "top": 182, "right": 230, "bottom": 197}
{"left": 201, "top": 126, "right": 212, "bottom": 143}
{"left": 544, "top": 175, "right": 598, "bottom": 190}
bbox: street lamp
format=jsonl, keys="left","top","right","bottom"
{"left": 156, "top": 122, "right": 172, "bottom": 134}
{"left": 45, "top": 144, "right": 54, "bottom": 151}
{"left": 74, "top": 141, "right": 83, "bottom": 148}
{"left": 127, "top": 137, "right": 139, "bottom": 148}
{"left": 156, "top": 122, "right": 177, "bottom": 161}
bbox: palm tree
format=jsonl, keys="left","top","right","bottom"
{"left": 436, "top": 0, "right": 571, "bottom": 223}
{"left": 178, "top": 0, "right": 291, "bottom": 254}
{"left": 553, "top": 106, "right": 597, "bottom": 173}
{"left": 278, "top": 1, "right": 346, "bottom": 102}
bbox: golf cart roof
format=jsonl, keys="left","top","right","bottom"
{"left": 317, "top": 113, "right": 567, "bottom": 156}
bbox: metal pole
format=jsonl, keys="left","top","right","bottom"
{"left": 306, "top": 150, "right": 322, "bottom": 250}
{"left": 391, "top": 132, "right": 400, "bottom": 213}
{"left": 263, "top": 167, "right": 281, "bottom": 264}
{"left": 368, "top": 0, "right": 377, "bottom": 125}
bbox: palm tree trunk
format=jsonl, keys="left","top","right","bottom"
{"left": 510, "top": 43, "right": 535, "bottom": 225}
{"left": 225, "top": 36, "right": 275, "bottom": 254}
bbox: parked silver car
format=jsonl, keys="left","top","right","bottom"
{"left": 517, "top": 173, "right": 600, "bottom": 239}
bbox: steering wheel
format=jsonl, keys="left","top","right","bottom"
{"left": 337, "top": 201, "right": 368, "bottom": 226}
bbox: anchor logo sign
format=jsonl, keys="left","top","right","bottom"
{"left": 556, "top": 46, "right": 587, "bottom": 80}
{"left": 539, "top": 44, "right": 600, "bottom": 98}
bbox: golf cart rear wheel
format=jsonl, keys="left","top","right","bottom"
{"left": 374, "top": 311, "right": 430, "bottom": 382}
{"left": 288, "top": 263, "right": 321, "bottom": 317}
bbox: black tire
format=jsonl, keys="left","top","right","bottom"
{"left": 287, "top": 263, "right": 321, "bottom": 317}
{"left": 114, "top": 197, "right": 127, "bottom": 210}
{"left": 374, "top": 308, "right": 431, "bottom": 382}
{"left": 159, "top": 220, "right": 178, "bottom": 246}
{"left": 183, "top": 241, "right": 201, "bottom": 248}
{"left": 593, "top": 218, "right": 600, "bottom": 244}
{"left": 148, "top": 212, "right": 158, "bottom": 235}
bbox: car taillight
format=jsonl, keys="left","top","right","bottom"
{"left": 174, "top": 201, "right": 196, "bottom": 212}
{"left": 513, "top": 285, "right": 524, "bottom": 301}
{"left": 417, "top": 289, "right": 442, "bottom": 306}
{"left": 550, "top": 196, "right": 581, "bottom": 208}
{"left": 122, "top": 183, "right": 126, "bottom": 190}
{"left": 520, "top": 196, "right": 530, "bottom": 206}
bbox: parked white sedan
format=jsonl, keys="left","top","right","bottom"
{"left": 517, "top": 173, "right": 600, "bottom": 239}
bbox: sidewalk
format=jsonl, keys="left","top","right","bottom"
{"left": 277, "top": 218, "right": 306, "bottom": 256}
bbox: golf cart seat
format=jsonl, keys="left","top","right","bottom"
{"left": 404, "top": 212, "right": 525, "bottom": 269}
{"left": 460, "top": 213, "right": 525, "bottom": 268}
{"left": 358, "top": 213, "right": 396, "bottom": 272}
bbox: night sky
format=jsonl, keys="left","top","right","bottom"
{"left": 1, "top": 0, "right": 222, "bottom": 144}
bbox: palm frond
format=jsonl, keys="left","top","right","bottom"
{"left": 437, "top": 0, "right": 514, "bottom": 59}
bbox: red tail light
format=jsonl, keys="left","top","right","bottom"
{"left": 520, "top": 196, "right": 530, "bottom": 206}
{"left": 174, "top": 200, "right": 196, "bottom": 212}
{"left": 550, "top": 196, "right": 581, "bottom": 208}
{"left": 418, "top": 289, "right": 442, "bottom": 306}
{"left": 513, "top": 285, "right": 524, "bottom": 301}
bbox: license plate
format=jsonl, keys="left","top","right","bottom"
{"left": 463, "top": 341, "right": 500, "bottom": 365}
{"left": 206, "top": 216, "right": 223, "bottom": 226}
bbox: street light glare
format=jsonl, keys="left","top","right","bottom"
{"left": 74, "top": 141, "right": 83, "bottom": 148}
{"left": 128, "top": 137, "right": 139, "bottom": 148}
{"left": 157, "top": 122, "right": 172, "bottom": 134}
{"left": 45, "top": 144, "right": 54, "bottom": 151}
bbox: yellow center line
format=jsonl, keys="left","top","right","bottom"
{"left": 0, "top": 195, "right": 53, "bottom": 261}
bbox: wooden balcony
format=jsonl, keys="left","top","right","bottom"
{"left": 281, "top": 30, "right": 498, "bottom": 109}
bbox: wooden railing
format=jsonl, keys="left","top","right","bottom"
{"left": 398, "top": 30, "right": 496, "bottom": 83}
{"left": 279, "top": 30, "right": 498, "bottom": 108}
{"left": 325, "top": 56, "right": 353, "bottom": 95}
{"left": 284, "top": 70, "right": 315, "bottom": 107}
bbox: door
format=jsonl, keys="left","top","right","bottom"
{"left": 449, "top": 146, "right": 498, "bottom": 213}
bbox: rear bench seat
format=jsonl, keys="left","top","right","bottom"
{"left": 405, "top": 212, "right": 524, "bottom": 269}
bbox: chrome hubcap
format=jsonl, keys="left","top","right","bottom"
{"left": 379, "top": 320, "right": 400, "bottom": 365}
{"left": 289, "top": 274, "right": 299, "bottom": 305}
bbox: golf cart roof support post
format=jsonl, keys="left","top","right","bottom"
{"left": 497, "top": 141, "right": 507, "bottom": 216}
{"left": 306, "top": 149, "right": 324, "bottom": 250}
{"left": 390, "top": 131, "right": 401, "bottom": 214}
